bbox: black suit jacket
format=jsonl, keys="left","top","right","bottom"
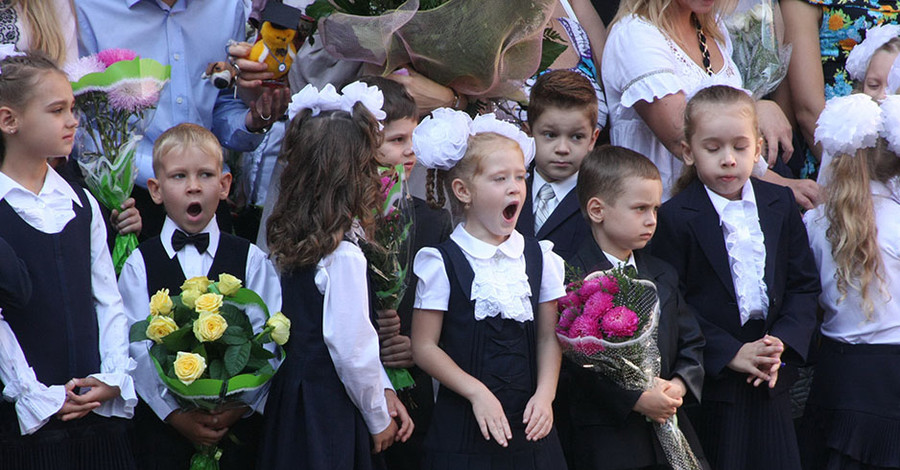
{"left": 516, "top": 175, "right": 590, "bottom": 261}
{"left": 651, "top": 178, "right": 820, "bottom": 401}
{"left": 559, "top": 237, "right": 706, "bottom": 469}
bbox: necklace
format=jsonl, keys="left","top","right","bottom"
{"left": 693, "top": 15, "right": 713, "bottom": 76}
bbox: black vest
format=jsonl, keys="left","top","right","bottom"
{"left": 139, "top": 232, "right": 250, "bottom": 296}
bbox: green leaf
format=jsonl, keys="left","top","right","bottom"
{"left": 306, "top": 0, "right": 336, "bottom": 20}
{"left": 245, "top": 356, "right": 268, "bottom": 371}
{"left": 249, "top": 342, "right": 274, "bottom": 360}
{"left": 161, "top": 324, "right": 194, "bottom": 352}
{"left": 224, "top": 343, "right": 251, "bottom": 376}
{"left": 220, "top": 326, "right": 249, "bottom": 346}
{"left": 208, "top": 359, "right": 228, "bottom": 381}
{"left": 226, "top": 287, "right": 270, "bottom": 317}
{"left": 219, "top": 304, "right": 253, "bottom": 332}
{"left": 538, "top": 28, "right": 569, "bottom": 72}
{"left": 129, "top": 319, "right": 150, "bottom": 342}
{"left": 149, "top": 343, "right": 168, "bottom": 368}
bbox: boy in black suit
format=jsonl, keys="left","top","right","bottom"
{"left": 517, "top": 70, "right": 599, "bottom": 259}
{"left": 562, "top": 145, "right": 708, "bottom": 470}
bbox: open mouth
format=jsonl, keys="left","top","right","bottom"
{"left": 187, "top": 202, "right": 203, "bottom": 217}
{"left": 502, "top": 202, "right": 518, "bottom": 222}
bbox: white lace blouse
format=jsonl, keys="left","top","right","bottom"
{"left": 603, "top": 14, "right": 743, "bottom": 198}
{"left": 413, "top": 225, "right": 566, "bottom": 322}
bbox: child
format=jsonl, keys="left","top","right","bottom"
{"left": 117, "top": 123, "right": 282, "bottom": 469}
{"left": 800, "top": 94, "right": 900, "bottom": 469}
{"left": 410, "top": 109, "right": 568, "bottom": 468}
{"left": 516, "top": 69, "right": 599, "bottom": 260}
{"left": 563, "top": 144, "right": 707, "bottom": 470}
{"left": 260, "top": 82, "right": 410, "bottom": 469}
{"left": 0, "top": 52, "right": 137, "bottom": 468}
{"left": 651, "top": 85, "right": 820, "bottom": 469}
{"left": 357, "top": 75, "right": 453, "bottom": 470}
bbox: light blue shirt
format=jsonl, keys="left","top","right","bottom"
{"left": 76, "top": 0, "right": 264, "bottom": 187}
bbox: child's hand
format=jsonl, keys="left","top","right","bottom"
{"left": 747, "top": 335, "right": 784, "bottom": 388}
{"left": 166, "top": 409, "right": 228, "bottom": 447}
{"left": 371, "top": 419, "right": 398, "bottom": 454}
{"left": 471, "top": 388, "right": 511, "bottom": 447}
{"left": 380, "top": 334, "right": 414, "bottom": 368}
{"left": 56, "top": 379, "right": 100, "bottom": 421}
{"left": 522, "top": 393, "right": 553, "bottom": 441}
{"left": 633, "top": 379, "right": 681, "bottom": 424}
{"left": 109, "top": 198, "right": 142, "bottom": 236}
{"left": 57, "top": 377, "right": 122, "bottom": 421}
{"left": 208, "top": 404, "right": 250, "bottom": 431}
{"left": 385, "top": 389, "right": 415, "bottom": 443}
{"left": 727, "top": 337, "right": 783, "bottom": 383}
{"left": 660, "top": 376, "right": 687, "bottom": 401}
{"left": 376, "top": 309, "right": 401, "bottom": 341}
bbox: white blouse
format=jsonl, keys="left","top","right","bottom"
{"left": 805, "top": 179, "right": 900, "bottom": 344}
{"left": 0, "top": 167, "right": 136, "bottom": 435}
{"left": 603, "top": 15, "right": 742, "bottom": 198}
{"left": 413, "top": 225, "right": 566, "bottom": 321}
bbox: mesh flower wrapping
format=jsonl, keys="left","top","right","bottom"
{"left": 725, "top": 0, "right": 791, "bottom": 100}
{"left": 557, "top": 267, "right": 702, "bottom": 470}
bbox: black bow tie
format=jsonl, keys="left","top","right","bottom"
{"left": 171, "top": 230, "right": 210, "bottom": 253}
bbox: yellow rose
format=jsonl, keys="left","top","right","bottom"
{"left": 194, "top": 293, "right": 223, "bottom": 314}
{"left": 193, "top": 311, "right": 228, "bottom": 342}
{"left": 149, "top": 289, "right": 174, "bottom": 317}
{"left": 173, "top": 351, "right": 206, "bottom": 385}
{"left": 146, "top": 315, "right": 178, "bottom": 343}
{"left": 181, "top": 289, "right": 202, "bottom": 309}
{"left": 266, "top": 312, "right": 291, "bottom": 346}
{"left": 181, "top": 276, "right": 211, "bottom": 294}
{"left": 217, "top": 273, "right": 243, "bottom": 297}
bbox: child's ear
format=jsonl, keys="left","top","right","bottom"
{"left": 147, "top": 178, "right": 164, "bottom": 205}
{"left": 754, "top": 136, "right": 764, "bottom": 163}
{"left": 588, "top": 127, "right": 600, "bottom": 150}
{"left": 219, "top": 172, "right": 233, "bottom": 200}
{"left": 681, "top": 140, "right": 694, "bottom": 165}
{"left": 0, "top": 106, "right": 18, "bottom": 135}
{"left": 586, "top": 196, "right": 605, "bottom": 224}
{"left": 450, "top": 177, "right": 471, "bottom": 206}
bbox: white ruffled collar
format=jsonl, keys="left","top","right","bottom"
{"left": 706, "top": 180, "right": 757, "bottom": 222}
{"left": 450, "top": 224, "right": 524, "bottom": 260}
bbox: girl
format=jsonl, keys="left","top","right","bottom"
{"left": 410, "top": 109, "right": 568, "bottom": 469}
{"left": 0, "top": 52, "right": 137, "bottom": 468}
{"left": 801, "top": 93, "right": 900, "bottom": 470}
{"left": 260, "top": 82, "right": 411, "bottom": 469}
{"left": 651, "top": 85, "right": 820, "bottom": 470}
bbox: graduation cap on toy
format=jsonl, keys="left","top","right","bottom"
{"left": 261, "top": 2, "right": 304, "bottom": 30}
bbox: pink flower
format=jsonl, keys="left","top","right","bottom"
{"left": 64, "top": 55, "right": 106, "bottom": 82}
{"left": 97, "top": 48, "right": 137, "bottom": 67}
{"left": 569, "top": 313, "right": 601, "bottom": 339}
{"left": 557, "top": 307, "right": 579, "bottom": 331}
{"left": 579, "top": 278, "right": 602, "bottom": 300}
{"left": 108, "top": 79, "right": 161, "bottom": 112}
{"left": 558, "top": 291, "right": 581, "bottom": 311}
{"left": 583, "top": 292, "right": 614, "bottom": 318}
{"left": 575, "top": 341, "right": 604, "bottom": 356}
{"left": 601, "top": 306, "right": 640, "bottom": 338}
{"left": 598, "top": 275, "right": 620, "bottom": 295}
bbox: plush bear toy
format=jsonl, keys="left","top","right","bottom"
{"left": 248, "top": 2, "right": 304, "bottom": 82}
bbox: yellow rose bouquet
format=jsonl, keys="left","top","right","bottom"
{"left": 130, "top": 273, "right": 290, "bottom": 470}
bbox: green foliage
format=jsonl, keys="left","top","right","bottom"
{"left": 130, "top": 319, "right": 150, "bottom": 342}
{"left": 221, "top": 326, "right": 249, "bottom": 346}
{"left": 225, "top": 343, "right": 251, "bottom": 376}
{"left": 208, "top": 359, "right": 228, "bottom": 381}
{"left": 538, "top": 27, "right": 568, "bottom": 73}
{"left": 162, "top": 324, "right": 195, "bottom": 352}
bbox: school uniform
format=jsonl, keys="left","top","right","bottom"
{"left": 0, "top": 166, "right": 137, "bottom": 469}
{"left": 561, "top": 238, "right": 708, "bottom": 470}
{"left": 118, "top": 216, "right": 282, "bottom": 470}
{"left": 413, "top": 226, "right": 568, "bottom": 470}
{"left": 0, "top": 236, "right": 31, "bottom": 310}
{"left": 516, "top": 171, "right": 590, "bottom": 260}
{"left": 651, "top": 178, "right": 820, "bottom": 470}
{"left": 258, "top": 227, "right": 392, "bottom": 470}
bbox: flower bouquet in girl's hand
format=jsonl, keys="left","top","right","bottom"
{"left": 361, "top": 164, "right": 416, "bottom": 392}
{"left": 557, "top": 267, "right": 702, "bottom": 470}
{"left": 725, "top": 0, "right": 791, "bottom": 100}
{"left": 129, "top": 274, "right": 290, "bottom": 470}
{"left": 65, "top": 49, "right": 171, "bottom": 273}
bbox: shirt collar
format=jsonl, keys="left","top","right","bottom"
{"left": 705, "top": 180, "right": 757, "bottom": 224}
{"left": 449, "top": 223, "right": 524, "bottom": 260}
{"left": 532, "top": 171, "right": 578, "bottom": 203}
{"left": 0, "top": 165, "right": 82, "bottom": 207}
{"left": 602, "top": 250, "right": 636, "bottom": 271}
{"left": 161, "top": 215, "right": 220, "bottom": 259}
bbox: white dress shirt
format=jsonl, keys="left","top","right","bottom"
{"left": 118, "top": 216, "right": 283, "bottom": 420}
{"left": 531, "top": 171, "right": 578, "bottom": 222}
{"left": 0, "top": 166, "right": 137, "bottom": 435}
{"left": 414, "top": 224, "right": 566, "bottom": 318}
{"left": 603, "top": 250, "right": 637, "bottom": 272}
{"left": 706, "top": 182, "right": 769, "bottom": 325}
{"left": 314, "top": 234, "right": 393, "bottom": 434}
{"left": 805, "top": 179, "right": 900, "bottom": 344}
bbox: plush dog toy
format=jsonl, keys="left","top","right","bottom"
{"left": 201, "top": 61, "right": 238, "bottom": 89}
{"left": 248, "top": 2, "right": 303, "bottom": 81}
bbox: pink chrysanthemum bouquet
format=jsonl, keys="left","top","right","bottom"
{"left": 65, "top": 51, "right": 170, "bottom": 273}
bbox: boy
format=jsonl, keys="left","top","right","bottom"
{"left": 562, "top": 145, "right": 708, "bottom": 470}
{"left": 358, "top": 75, "right": 452, "bottom": 470}
{"left": 517, "top": 69, "right": 600, "bottom": 260}
{"left": 117, "top": 123, "right": 282, "bottom": 470}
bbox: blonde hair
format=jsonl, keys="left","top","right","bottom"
{"left": 824, "top": 140, "right": 900, "bottom": 317}
{"left": 152, "top": 124, "right": 224, "bottom": 176}
{"left": 612, "top": 0, "right": 733, "bottom": 44}
{"left": 5, "top": 0, "right": 74, "bottom": 66}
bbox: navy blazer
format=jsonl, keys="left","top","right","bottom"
{"left": 559, "top": 238, "right": 707, "bottom": 469}
{"left": 0, "top": 236, "right": 31, "bottom": 310}
{"left": 516, "top": 174, "right": 590, "bottom": 260}
{"left": 651, "top": 179, "right": 820, "bottom": 401}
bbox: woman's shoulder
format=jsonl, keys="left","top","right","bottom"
{"left": 608, "top": 14, "right": 668, "bottom": 42}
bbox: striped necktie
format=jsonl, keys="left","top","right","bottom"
{"left": 534, "top": 183, "right": 555, "bottom": 233}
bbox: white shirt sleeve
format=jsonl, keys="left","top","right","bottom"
{"left": 117, "top": 249, "right": 181, "bottom": 421}
{"left": 241, "top": 245, "right": 283, "bottom": 414}
{"left": 412, "top": 247, "right": 451, "bottom": 311}
{"left": 85, "top": 191, "right": 137, "bottom": 419}
{"left": 0, "top": 311, "right": 67, "bottom": 435}
{"left": 538, "top": 240, "right": 566, "bottom": 303}
{"left": 316, "top": 242, "right": 391, "bottom": 434}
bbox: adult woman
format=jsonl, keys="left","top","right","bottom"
{"left": 603, "top": 0, "right": 820, "bottom": 207}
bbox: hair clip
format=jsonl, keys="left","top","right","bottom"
{"left": 286, "top": 81, "right": 386, "bottom": 121}
{"left": 879, "top": 95, "right": 900, "bottom": 155}
{"left": 470, "top": 113, "right": 535, "bottom": 167}
{"left": 846, "top": 24, "right": 900, "bottom": 81}
{"left": 815, "top": 93, "right": 883, "bottom": 157}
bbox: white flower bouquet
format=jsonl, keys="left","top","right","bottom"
{"left": 725, "top": 0, "right": 791, "bottom": 99}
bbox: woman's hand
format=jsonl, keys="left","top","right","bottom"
{"left": 756, "top": 99, "right": 794, "bottom": 165}
{"left": 388, "top": 69, "right": 465, "bottom": 116}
